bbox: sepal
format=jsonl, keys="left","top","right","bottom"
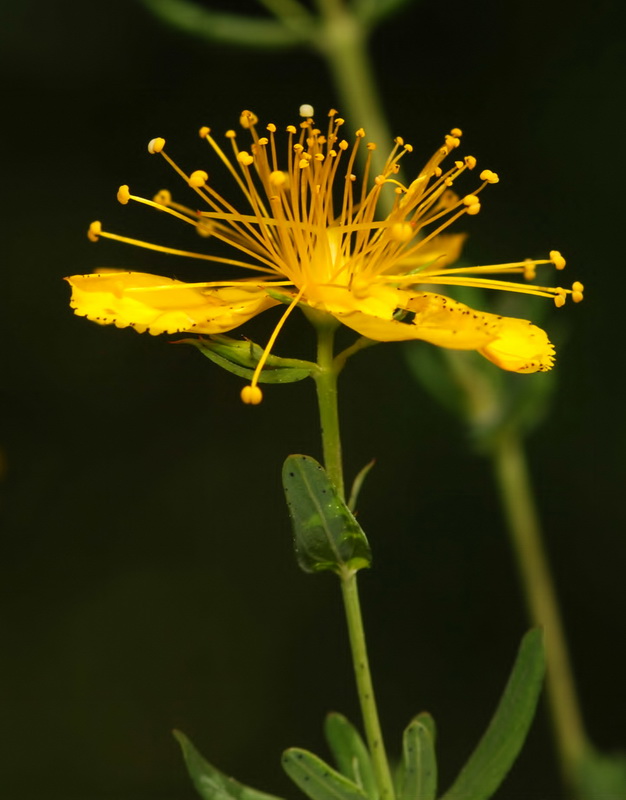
{"left": 282, "top": 747, "right": 370, "bottom": 800}
{"left": 181, "top": 335, "right": 317, "bottom": 384}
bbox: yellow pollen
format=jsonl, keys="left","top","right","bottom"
{"left": 286, "top": 125, "right": 297, "bottom": 134}
{"left": 339, "top": 140, "right": 349, "bottom": 150}
{"left": 241, "top": 385, "right": 263, "bottom": 405}
{"left": 237, "top": 151, "right": 254, "bottom": 166}
{"left": 117, "top": 185, "right": 131, "bottom": 205}
{"left": 572, "top": 281, "right": 584, "bottom": 302}
{"left": 356, "top": 128, "right": 365, "bottom": 138}
{"left": 404, "top": 144, "right": 413, "bottom": 153}
{"left": 299, "top": 158, "right": 310, "bottom": 169}
{"left": 434, "top": 166, "right": 442, "bottom": 177}
{"left": 445, "top": 135, "right": 461, "bottom": 149}
{"left": 314, "top": 153, "right": 325, "bottom": 161}
{"left": 239, "top": 110, "right": 258, "bottom": 128}
{"left": 88, "top": 220, "right": 102, "bottom": 242}
{"left": 480, "top": 169, "right": 500, "bottom": 184}
{"left": 395, "top": 137, "right": 404, "bottom": 146}
{"left": 270, "top": 170, "right": 287, "bottom": 187}
{"left": 550, "top": 250, "right": 566, "bottom": 270}
{"left": 554, "top": 290, "right": 567, "bottom": 308}
{"left": 523, "top": 259, "right": 537, "bottom": 280}
{"left": 225, "top": 130, "right": 236, "bottom": 139}
{"left": 465, "top": 155, "right": 477, "bottom": 169}
{"left": 335, "top": 117, "right": 345, "bottom": 126}
{"left": 367, "top": 142, "right": 377, "bottom": 151}
{"left": 266, "top": 123, "right": 277, "bottom": 133}
{"left": 188, "top": 170, "right": 208, "bottom": 188}
{"left": 199, "top": 126, "right": 210, "bottom": 138}
{"left": 148, "top": 137, "right": 165, "bottom": 154}
{"left": 466, "top": 203, "right": 481, "bottom": 215}
{"left": 450, "top": 127, "right": 463, "bottom": 137}
{"left": 257, "top": 137, "right": 269, "bottom": 146}
{"left": 153, "top": 189, "right": 171, "bottom": 206}
{"left": 463, "top": 194, "right": 480, "bottom": 206}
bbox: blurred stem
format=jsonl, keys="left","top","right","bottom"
{"left": 313, "top": 0, "right": 393, "bottom": 178}
{"left": 313, "top": 320, "right": 395, "bottom": 800}
{"left": 492, "top": 428, "right": 588, "bottom": 786}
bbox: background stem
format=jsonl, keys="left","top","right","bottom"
{"left": 492, "top": 428, "right": 588, "bottom": 785}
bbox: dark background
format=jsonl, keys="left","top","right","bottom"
{"left": 1, "top": 0, "right": 624, "bottom": 798}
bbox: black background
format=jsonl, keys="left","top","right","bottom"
{"left": 1, "top": 1, "right": 625, "bottom": 798}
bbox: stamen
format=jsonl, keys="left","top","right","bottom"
{"left": 242, "top": 286, "right": 306, "bottom": 403}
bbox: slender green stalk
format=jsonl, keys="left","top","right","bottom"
{"left": 313, "top": 321, "right": 395, "bottom": 800}
{"left": 313, "top": 0, "right": 393, "bottom": 178}
{"left": 492, "top": 428, "right": 588, "bottom": 785}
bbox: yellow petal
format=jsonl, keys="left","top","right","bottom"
{"left": 397, "top": 233, "right": 467, "bottom": 273}
{"left": 66, "top": 271, "right": 278, "bottom": 335}
{"left": 336, "top": 291, "right": 503, "bottom": 347}
{"left": 478, "top": 317, "right": 555, "bottom": 373}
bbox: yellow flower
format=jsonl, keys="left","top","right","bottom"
{"left": 67, "top": 107, "right": 583, "bottom": 403}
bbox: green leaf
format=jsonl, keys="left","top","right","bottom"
{"left": 439, "top": 629, "right": 546, "bottom": 800}
{"left": 574, "top": 748, "right": 626, "bottom": 800}
{"left": 140, "top": 0, "right": 309, "bottom": 49}
{"left": 398, "top": 716, "right": 437, "bottom": 800}
{"left": 282, "top": 747, "right": 370, "bottom": 800}
{"left": 324, "top": 713, "right": 378, "bottom": 800}
{"left": 181, "top": 336, "right": 316, "bottom": 384}
{"left": 282, "top": 455, "right": 372, "bottom": 574}
{"left": 174, "top": 730, "right": 285, "bottom": 800}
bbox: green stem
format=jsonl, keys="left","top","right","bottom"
{"left": 492, "top": 428, "right": 588, "bottom": 784}
{"left": 313, "top": 0, "right": 393, "bottom": 178}
{"left": 312, "top": 321, "right": 395, "bottom": 800}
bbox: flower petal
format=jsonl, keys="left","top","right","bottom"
{"left": 396, "top": 233, "right": 467, "bottom": 273}
{"left": 336, "top": 291, "right": 502, "bottom": 347}
{"left": 335, "top": 290, "right": 555, "bottom": 373}
{"left": 478, "top": 317, "right": 555, "bottom": 373}
{"left": 66, "top": 271, "right": 278, "bottom": 335}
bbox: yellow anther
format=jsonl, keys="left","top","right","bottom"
{"left": 299, "top": 103, "right": 314, "bottom": 117}
{"left": 554, "top": 290, "right": 567, "bottom": 308}
{"left": 367, "top": 142, "right": 377, "bottom": 151}
{"left": 117, "top": 185, "right": 131, "bottom": 205}
{"left": 196, "top": 219, "right": 213, "bottom": 238}
{"left": 293, "top": 143, "right": 304, "bottom": 153}
{"left": 404, "top": 144, "right": 413, "bottom": 153}
{"left": 374, "top": 175, "right": 386, "bottom": 185}
{"left": 455, "top": 160, "right": 464, "bottom": 169}
{"left": 356, "top": 128, "right": 366, "bottom": 138}
{"left": 329, "top": 149, "right": 337, "bottom": 158}
{"left": 286, "top": 125, "right": 297, "bottom": 134}
{"left": 523, "top": 258, "right": 537, "bottom": 280}
{"left": 463, "top": 194, "right": 480, "bottom": 206}
{"left": 550, "top": 250, "right": 566, "bottom": 270}
{"left": 153, "top": 189, "right": 171, "bottom": 206}
{"left": 257, "top": 137, "right": 269, "bottom": 146}
{"left": 572, "top": 281, "right": 584, "bottom": 302}
{"left": 147, "top": 137, "right": 165, "bottom": 154}
{"left": 189, "top": 170, "right": 208, "bottom": 188}
{"left": 466, "top": 202, "right": 481, "bottom": 215}
{"left": 239, "top": 110, "right": 258, "bottom": 129}
{"left": 349, "top": 174, "right": 356, "bottom": 182}
{"left": 299, "top": 158, "right": 310, "bottom": 169}
{"left": 335, "top": 117, "right": 345, "bottom": 126}
{"left": 241, "top": 385, "right": 263, "bottom": 405}
{"left": 314, "top": 153, "right": 325, "bottom": 161}
{"left": 225, "top": 130, "right": 236, "bottom": 139}
{"left": 328, "top": 109, "right": 338, "bottom": 117}
{"left": 88, "top": 220, "right": 102, "bottom": 242}
{"left": 434, "top": 166, "right": 442, "bottom": 177}
{"left": 395, "top": 136, "right": 404, "bottom": 146}
{"left": 480, "top": 169, "right": 500, "bottom": 184}
{"left": 339, "top": 140, "right": 349, "bottom": 150}
{"left": 464, "top": 155, "right": 477, "bottom": 169}
{"left": 445, "top": 178, "right": 454, "bottom": 187}
{"left": 266, "top": 123, "right": 277, "bottom": 133}
{"left": 199, "top": 126, "right": 210, "bottom": 138}
{"left": 390, "top": 222, "right": 413, "bottom": 242}
{"left": 270, "top": 170, "right": 287, "bottom": 187}
{"left": 450, "top": 127, "right": 463, "bottom": 137}
{"left": 237, "top": 151, "right": 254, "bottom": 167}
{"left": 445, "top": 135, "right": 461, "bottom": 149}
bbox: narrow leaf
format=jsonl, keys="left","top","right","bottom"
{"left": 324, "top": 713, "right": 378, "bottom": 800}
{"left": 398, "top": 718, "right": 437, "bottom": 800}
{"left": 182, "top": 337, "right": 315, "bottom": 384}
{"left": 282, "top": 747, "right": 369, "bottom": 800}
{"left": 141, "top": 0, "right": 307, "bottom": 48}
{"left": 440, "top": 629, "right": 546, "bottom": 800}
{"left": 282, "top": 455, "right": 372, "bottom": 574}
{"left": 174, "top": 730, "right": 285, "bottom": 800}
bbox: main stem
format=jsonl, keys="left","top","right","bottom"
{"left": 314, "top": 323, "right": 396, "bottom": 800}
{"left": 492, "top": 428, "right": 588, "bottom": 785}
